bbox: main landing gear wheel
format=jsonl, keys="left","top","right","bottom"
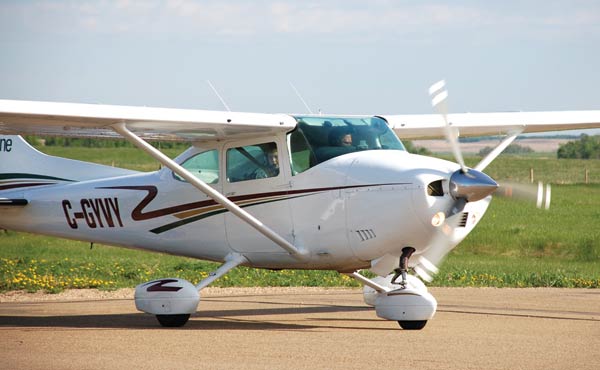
{"left": 398, "top": 320, "right": 428, "bottom": 330}
{"left": 156, "top": 314, "right": 190, "bottom": 327}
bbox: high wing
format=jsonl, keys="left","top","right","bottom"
{"left": 0, "top": 99, "right": 297, "bottom": 142}
{"left": 383, "top": 111, "right": 600, "bottom": 139}
{"left": 2, "top": 99, "right": 600, "bottom": 142}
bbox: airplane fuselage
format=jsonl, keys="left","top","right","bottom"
{"left": 0, "top": 142, "right": 490, "bottom": 272}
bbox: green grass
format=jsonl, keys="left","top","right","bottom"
{"left": 0, "top": 233, "right": 357, "bottom": 293}
{"left": 457, "top": 184, "right": 600, "bottom": 259}
{"left": 432, "top": 182, "right": 600, "bottom": 288}
{"left": 438, "top": 154, "right": 600, "bottom": 184}
{"left": 1, "top": 147, "right": 599, "bottom": 292}
{"left": 436, "top": 254, "right": 598, "bottom": 288}
{"left": 38, "top": 146, "right": 182, "bottom": 172}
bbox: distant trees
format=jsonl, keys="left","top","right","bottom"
{"left": 557, "top": 134, "right": 600, "bottom": 159}
{"left": 478, "top": 143, "right": 533, "bottom": 157}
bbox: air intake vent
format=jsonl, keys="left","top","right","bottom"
{"left": 356, "top": 229, "right": 376, "bottom": 242}
{"left": 458, "top": 212, "right": 469, "bottom": 227}
{"left": 427, "top": 180, "right": 444, "bottom": 196}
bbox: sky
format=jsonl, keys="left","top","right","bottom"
{"left": 1, "top": 0, "right": 600, "bottom": 119}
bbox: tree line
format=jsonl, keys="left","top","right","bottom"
{"left": 557, "top": 134, "right": 600, "bottom": 159}
{"left": 24, "top": 136, "right": 189, "bottom": 149}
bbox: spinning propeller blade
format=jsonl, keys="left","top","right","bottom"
{"left": 496, "top": 181, "right": 551, "bottom": 210}
{"left": 429, "top": 80, "right": 468, "bottom": 173}
{"left": 413, "top": 215, "right": 462, "bottom": 282}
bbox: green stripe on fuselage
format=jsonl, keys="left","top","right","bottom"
{"left": 0, "top": 173, "right": 74, "bottom": 182}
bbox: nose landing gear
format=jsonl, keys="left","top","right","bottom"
{"left": 391, "top": 247, "right": 416, "bottom": 287}
{"left": 348, "top": 246, "right": 437, "bottom": 330}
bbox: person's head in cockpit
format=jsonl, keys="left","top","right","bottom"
{"left": 330, "top": 129, "right": 353, "bottom": 147}
{"left": 266, "top": 147, "right": 279, "bottom": 171}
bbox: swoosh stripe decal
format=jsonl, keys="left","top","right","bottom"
{"left": 102, "top": 182, "right": 409, "bottom": 222}
{"left": 101, "top": 182, "right": 411, "bottom": 234}
{"left": 150, "top": 193, "right": 312, "bottom": 234}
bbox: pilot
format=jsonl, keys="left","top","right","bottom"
{"left": 339, "top": 133, "right": 353, "bottom": 147}
{"left": 329, "top": 128, "right": 353, "bottom": 147}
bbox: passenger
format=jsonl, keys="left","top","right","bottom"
{"left": 265, "top": 147, "right": 279, "bottom": 175}
{"left": 255, "top": 146, "right": 279, "bottom": 179}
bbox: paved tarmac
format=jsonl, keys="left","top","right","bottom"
{"left": 1, "top": 287, "right": 599, "bottom": 370}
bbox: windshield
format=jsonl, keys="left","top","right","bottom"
{"left": 288, "top": 116, "right": 405, "bottom": 174}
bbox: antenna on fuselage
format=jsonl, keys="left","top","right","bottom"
{"left": 289, "top": 82, "right": 313, "bottom": 114}
{"left": 206, "top": 80, "right": 231, "bottom": 112}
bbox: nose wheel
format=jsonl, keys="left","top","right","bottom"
{"left": 398, "top": 320, "right": 428, "bottom": 330}
{"left": 391, "top": 247, "right": 415, "bottom": 287}
{"left": 156, "top": 314, "right": 191, "bottom": 327}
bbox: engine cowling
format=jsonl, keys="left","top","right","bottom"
{"left": 134, "top": 278, "right": 200, "bottom": 315}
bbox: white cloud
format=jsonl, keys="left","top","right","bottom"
{"left": 1, "top": 0, "right": 599, "bottom": 41}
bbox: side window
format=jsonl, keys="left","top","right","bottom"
{"left": 288, "top": 129, "right": 314, "bottom": 175}
{"left": 227, "top": 142, "right": 279, "bottom": 183}
{"left": 174, "top": 150, "right": 219, "bottom": 184}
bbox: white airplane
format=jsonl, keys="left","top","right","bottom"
{"left": 1, "top": 81, "right": 599, "bottom": 329}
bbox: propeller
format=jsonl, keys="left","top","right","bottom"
{"left": 413, "top": 81, "right": 551, "bottom": 283}
{"left": 428, "top": 79, "right": 551, "bottom": 210}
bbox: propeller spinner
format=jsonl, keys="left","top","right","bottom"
{"left": 449, "top": 169, "right": 498, "bottom": 202}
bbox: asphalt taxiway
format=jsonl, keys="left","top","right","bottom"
{"left": 1, "top": 287, "right": 599, "bottom": 370}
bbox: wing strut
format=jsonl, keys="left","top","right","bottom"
{"left": 111, "top": 123, "right": 309, "bottom": 260}
{"left": 474, "top": 128, "right": 524, "bottom": 172}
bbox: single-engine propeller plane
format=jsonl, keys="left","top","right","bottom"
{"left": 1, "top": 81, "right": 599, "bottom": 329}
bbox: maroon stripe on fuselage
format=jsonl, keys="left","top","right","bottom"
{"left": 0, "top": 182, "right": 55, "bottom": 191}
{"left": 101, "top": 182, "right": 409, "bottom": 221}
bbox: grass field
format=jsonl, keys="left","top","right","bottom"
{"left": 440, "top": 154, "right": 600, "bottom": 184}
{"left": 37, "top": 146, "right": 183, "bottom": 172}
{"left": 1, "top": 146, "right": 599, "bottom": 292}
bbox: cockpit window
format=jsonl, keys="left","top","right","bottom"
{"left": 175, "top": 149, "right": 219, "bottom": 183}
{"left": 288, "top": 116, "right": 405, "bottom": 174}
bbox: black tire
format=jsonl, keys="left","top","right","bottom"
{"left": 398, "top": 320, "right": 427, "bottom": 330}
{"left": 156, "top": 314, "right": 190, "bottom": 327}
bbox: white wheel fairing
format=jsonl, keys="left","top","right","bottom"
{"left": 135, "top": 278, "right": 200, "bottom": 315}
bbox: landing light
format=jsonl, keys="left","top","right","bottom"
{"left": 431, "top": 212, "right": 445, "bottom": 227}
